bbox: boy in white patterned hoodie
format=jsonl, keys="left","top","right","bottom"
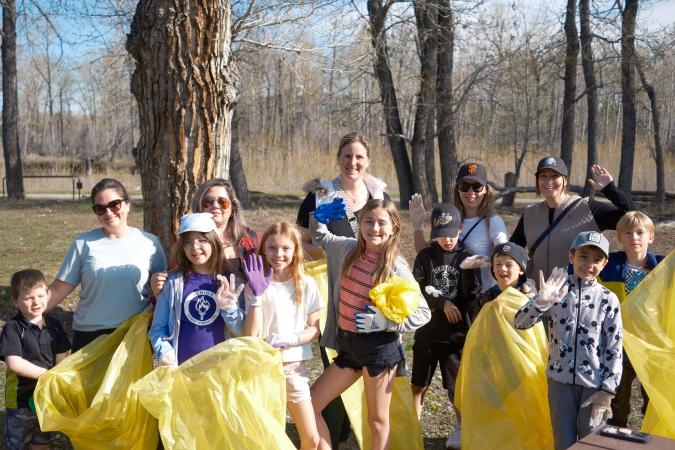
{"left": 514, "top": 231, "right": 622, "bottom": 450}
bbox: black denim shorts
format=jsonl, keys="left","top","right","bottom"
{"left": 5, "top": 407, "right": 54, "bottom": 449}
{"left": 333, "top": 328, "right": 403, "bottom": 377}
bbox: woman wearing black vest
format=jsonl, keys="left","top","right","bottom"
{"left": 510, "top": 156, "right": 633, "bottom": 279}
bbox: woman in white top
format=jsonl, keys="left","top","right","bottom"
{"left": 411, "top": 163, "right": 507, "bottom": 289}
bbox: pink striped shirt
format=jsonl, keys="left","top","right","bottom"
{"left": 338, "top": 248, "right": 381, "bottom": 332}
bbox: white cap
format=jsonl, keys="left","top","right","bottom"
{"left": 178, "top": 213, "right": 217, "bottom": 235}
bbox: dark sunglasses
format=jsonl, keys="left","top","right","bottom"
{"left": 201, "top": 196, "right": 231, "bottom": 210}
{"left": 92, "top": 199, "right": 126, "bottom": 216}
{"left": 458, "top": 182, "right": 485, "bottom": 193}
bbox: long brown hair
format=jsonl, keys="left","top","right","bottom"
{"left": 190, "top": 179, "right": 248, "bottom": 243}
{"left": 173, "top": 230, "right": 224, "bottom": 276}
{"left": 341, "top": 199, "right": 401, "bottom": 285}
{"left": 453, "top": 183, "right": 496, "bottom": 219}
{"left": 336, "top": 132, "right": 371, "bottom": 161}
{"left": 258, "top": 222, "right": 305, "bottom": 304}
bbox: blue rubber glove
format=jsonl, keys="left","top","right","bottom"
{"left": 354, "top": 305, "right": 390, "bottom": 333}
{"left": 314, "top": 198, "right": 347, "bottom": 224}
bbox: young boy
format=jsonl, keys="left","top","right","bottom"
{"left": 598, "top": 211, "right": 664, "bottom": 427}
{"left": 411, "top": 204, "right": 479, "bottom": 450}
{"left": 0, "top": 269, "right": 71, "bottom": 450}
{"left": 514, "top": 231, "right": 622, "bottom": 450}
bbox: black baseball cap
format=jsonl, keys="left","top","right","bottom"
{"left": 492, "top": 242, "right": 528, "bottom": 273}
{"left": 456, "top": 163, "right": 488, "bottom": 185}
{"left": 430, "top": 204, "right": 462, "bottom": 239}
{"left": 536, "top": 156, "right": 568, "bottom": 177}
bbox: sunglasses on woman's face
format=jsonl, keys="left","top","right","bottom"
{"left": 458, "top": 182, "right": 485, "bottom": 193}
{"left": 201, "top": 196, "right": 231, "bottom": 210}
{"left": 92, "top": 199, "right": 125, "bottom": 216}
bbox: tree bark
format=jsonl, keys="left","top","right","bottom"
{"left": 560, "top": 0, "right": 579, "bottom": 174}
{"left": 619, "top": 0, "right": 638, "bottom": 193}
{"left": 367, "top": 0, "right": 414, "bottom": 208}
{"left": 229, "top": 106, "right": 251, "bottom": 208}
{"left": 436, "top": 0, "right": 457, "bottom": 203}
{"left": 2, "top": 0, "right": 24, "bottom": 199}
{"left": 127, "top": 0, "right": 239, "bottom": 253}
{"left": 579, "top": 0, "right": 597, "bottom": 197}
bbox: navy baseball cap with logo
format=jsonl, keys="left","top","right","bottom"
{"left": 492, "top": 242, "right": 528, "bottom": 273}
{"left": 456, "top": 163, "right": 488, "bottom": 185}
{"left": 431, "top": 204, "right": 462, "bottom": 239}
{"left": 536, "top": 156, "right": 568, "bottom": 177}
{"left": 570, "top": 231, "right": 609, "bottom": 258}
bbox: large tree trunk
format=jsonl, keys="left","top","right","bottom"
{"left": 560, "top": 0, "right": 579, "bottom": 174}
{"left": 2, "top": 0, "right": 24, "bottom": 199}
{"left": 229, "top": 106, "right": 251, "bottom": 208}
{"left": 436, "top": 0, "right": 457, "bottom": 203}
{"left": 127, "top": 0, "right": 238, "bottom": 253}
{"left": 367, "top": 0, "right": 414, "bottom": 209}
{"left": 579, "top": 0, "right": 597, "bottom": 197}
{"left": 619, "top": 0, "right": 638, "bottom": 193}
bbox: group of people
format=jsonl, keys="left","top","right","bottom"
{"left": 0, "top": 131, "right": 666, "bottom": 450}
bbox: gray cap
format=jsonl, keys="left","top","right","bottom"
{"left": 431, "top": 204, "right": 462, "bottom": 239}
{"left": 178, "top": 213, "right": 217, "bottom": 235}
{"left": 570, "top": 231, "right": 609, "bottom": 258}
{"left": 492, "top": 242, "right": 528, "bottom": 272}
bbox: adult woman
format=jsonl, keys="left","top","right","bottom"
{"left": 510, "top": 156, "right": 633, "bottom": 279}
{"left": 48, "top": 178, "right": 167, "bottom": 351}
{"left": 410, "top": 163, "right": 508, "bottom": 289}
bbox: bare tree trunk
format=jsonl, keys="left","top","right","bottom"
{"left": 229, "top": 106, "right": 251, "bottom": 208}
{"left": 367, "top": 0, "right": 414, "bottom": 208}
{"left": 619, "top": 0, "right": 638, "bottom": 193}
{"left": 560, "top": 0, "right": 579, "bottom": 174}
{"left": 425, "top": 107, "right": 438, "bottom": 204}
{"left": 436, "top": 0, "right": 457, "bottom": 203}
{"left": 2, "top": 0, "right": 24, "bottom": 199}
{"left": 127, "top": 0, "right": 238, "bottom": 253}
{"left": 636, "top": 63, "right": 665, "bottom": 211}
{"left": 580, "top": 0, "right": 597, "bottom": 197}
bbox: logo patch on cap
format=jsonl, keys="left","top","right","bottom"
{"left": 544, "top": 157, "right": 557, "bottom": 166}
{"left": 502, "top": 244, "right": 511, "bottom": 252}
{"left": 433, "top": 213, "right": 453, "bottom": 227}
{"left": 588, "top": 232, "right": 601, "bottom": 243}
{"left": 468, "top": 164, "right": 478, "bottom": 174}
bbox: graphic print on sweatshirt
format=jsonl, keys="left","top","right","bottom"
{"left": 431, "top": 265, "right": 460, "bottom": 300}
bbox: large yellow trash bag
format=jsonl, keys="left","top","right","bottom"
{"left": 455, "top": 287, "right": 553, "bottom": 450}
{"left": 305, "top": 258, "right": 329, "bottom": 333}
{"left": 621, "top": 250, "right": 675, "bottom": 438}
{"left": 132, "top": 337, "right": 295, "bottom": 450}
{"left": 34, "top": 312, "right": 157, "bottom": 450}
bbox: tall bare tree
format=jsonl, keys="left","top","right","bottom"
{"left": 579, "top": 0, "right": 597, "bottom": 196}
{"left": 127, "top": 0, "right": 238, "bottom": 252}
{"left": 2, "top": 0, "right": 24, "bottom": 199}
{"left": 618, "top": 0, "right": 638, "bottom": 193}
{"left": 560, "top": 0, "right": 579, "bottom": 173}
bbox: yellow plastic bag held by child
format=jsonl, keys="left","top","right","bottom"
{"left": 621, "top": 251, "right": 675, "bottom": 439}
{"left": 369, "top": 276, "right": 421, "bottom": 323}
{"left": 305, "top": 258, "right": 329, "bottom": 332}
{"left": 132, "top": 337, "right": 295, "bottom": 450}
{"left": 34, "top": 312, "right": 157, "bottom": 450}
{"left": 455, "top": 287, "right": 553, "bottom": 450}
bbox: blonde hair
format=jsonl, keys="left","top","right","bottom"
{"left": 616, "top": 211, "right": 654, "bottom": 236}
{"left": 342, "top": 199, "right": 401, "bottom": 285}
{"left": 258, "top": 222, "right": 305, "bottom": 304}
{"left": 173, "top": 230, "right": 224, "bottom": 276}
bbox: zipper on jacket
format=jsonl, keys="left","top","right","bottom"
{"left": 571, "top": 280, "right": 581, "bottom": 387}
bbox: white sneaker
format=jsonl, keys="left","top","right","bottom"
{"left": 446, "top": 425, "right": 461, "bottom": 449}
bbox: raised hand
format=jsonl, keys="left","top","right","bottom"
{"left": 314, "top": 198, "right": 347, "bottom": 224}
{"left": 521, "top": 278, "right": 537, "bottom": 298}
{"left": 534, "top": 267, "right": 569, "bottom": 310}
{"left": 459, "top": 255, "right": 491, "bottom": 270}
{"left": 587, "top": 165, "right": 614, "bottom": 191}
{"left": 215, "top": 273, "right": 245, "bottom": 311}
{"left": 242, "top": 254, "right": 273, "bottom": 297}
{"left": 354, "top": 305, "right": 390, "bottom": 333}
{"left": 267, "top": 333, "right": 299, "bottom": 349}
{"left": 151, "top": 271, "right": 168, "bottom": 297}
{"left": 409, "top": 193, "right": 426, "bottom": 231}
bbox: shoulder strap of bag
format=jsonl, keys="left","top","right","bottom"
{"left": 460, "top": 217, "right": 484, "bottom": 244}
{"left": 528, "top": 197, "right": 583, "bottom": 258}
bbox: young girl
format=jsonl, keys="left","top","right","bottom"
{"left": 309, "top": 199, "right": 431, "bottom": 450}
{"left": 244, "top": 222, "right": 322, "bottom": 450}
{"left": 148, "top": 213, "right": 248, "bottom": 366}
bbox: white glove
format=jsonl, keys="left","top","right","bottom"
{"left": 409, "top": 193, "right": 426, "bottom": 231}
{"left": 354, "top": 305, "right": 390, "bottom": 333}
{"left": 459, "top": 255, "right": 491, "bottom": 269}
{"left": 267, "top": 333, "right": 299, "bottom": 349}
{"left": 534, "top": 267, "right": 569, "bottom": 310}
{"left": 216, "top": 274, "right": 245, "bottom": 311}
{"left": 581, "top": 391, "right": 614, "bottom": 428}
{"left": 521, "top": 278, "right": 537, "bottom": 298}
{"left": 158, "top": 352, "right": 177, "bottom": 367}
{"left": 425, "top": 285, "right": 443, "bottom": 298}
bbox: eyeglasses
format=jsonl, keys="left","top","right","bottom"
{"left": 200, "top": 196, "right": 231, "bottom": 210}
{"left": 458, "top": 182, "right": 485, "bottom": 193}
{"left": 183, "top": 237, "right": 211, "bottom": 248}
{"left": 92, "top": 199, "right": 126, "bottom": 216}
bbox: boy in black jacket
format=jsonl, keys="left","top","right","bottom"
{"left": 411, "top": 204, "right": 479, "bottom": 450}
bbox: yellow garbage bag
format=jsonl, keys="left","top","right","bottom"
{"left": 369, "top": 276, "right": 421, "bottom": 323}
{"left": 621, "top": 250, "right": 675, "bottom": 438}
{"left": 132, "top": 337, "right": 295, "bottom": 450}
{"left": 307, "top": 260, "right": 423, "bottom": 449}
{"left": 455, "top": 287, "right": 553, "bottom": 450}
{"left": 34, "top": 312, "right": 157, "bottom": 450}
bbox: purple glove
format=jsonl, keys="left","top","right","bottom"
{"left": 242, "top": 254, "right": 273, "bottom": 296}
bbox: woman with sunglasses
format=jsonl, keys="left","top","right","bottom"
{"left": 411, "top": 163, "right": 508, "bottom": 290}
{"left": 47, "top": 178, "right": 167, "bottom": 351}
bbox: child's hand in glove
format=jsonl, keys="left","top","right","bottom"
{"left": 216, "top": 273, "right": 245, "bottom": 311}
{"left": 354, "top": 305, "right": 390, "bottom": 332}
{"left": 534, "top": 267, "right": 569, "bottom": 310}
{"left": 424, "top": 285, "right": 443, "bottom": 298}
{"left": 267, "top": 333, "right": 299, "bottom": 349}
{"left": 313, "top": 198, "right": 347, "bottom": 224}
{"left": 581, "top": 391, "right": 613, "bottom": 428}
{"left": 242, "top": 254, "right": 273, "bottom": 297}
{"left": 409, "top": 193, "right": 426, "bottom": 231}
{"left": 459, "top": 255, "right": 491, "bottom": 269}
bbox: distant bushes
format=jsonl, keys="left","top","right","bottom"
{"left": 3, "top": 157, "right": 136, "bottom": 176}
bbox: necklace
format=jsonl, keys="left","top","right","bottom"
{"left": 339, "top": 176, "right": 366, "bottom": 204}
